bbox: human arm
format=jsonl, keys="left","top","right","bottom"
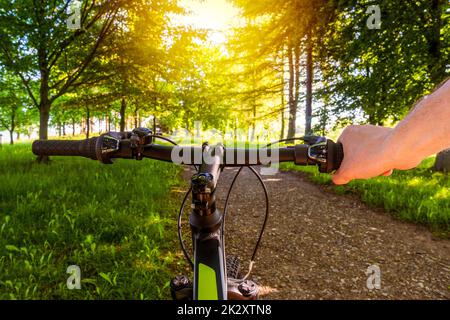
{"left": 332, "top": 79, "right": 450, "bottom": 185}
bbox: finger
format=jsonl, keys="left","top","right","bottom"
{"left": 332, "top": 173, "right": 350, "bottom": 185}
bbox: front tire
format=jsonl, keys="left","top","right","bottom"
{"left": 226, "top": 255, "right": 241, "bottom": 279}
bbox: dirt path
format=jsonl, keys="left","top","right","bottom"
{"left": 205, "top": 167, "right": 450, "bottom": 300}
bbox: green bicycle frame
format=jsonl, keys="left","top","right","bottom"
{"left": 193, "top": 232, "right": 226, "bottom": 299}
{"left": 189, "top": 145, "right": 227, "bottom": 300}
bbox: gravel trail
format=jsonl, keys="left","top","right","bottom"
{"left": 206, "top": 167, "right": 450, "bottom": 300}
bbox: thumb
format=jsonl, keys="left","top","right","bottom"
{"left": 332, "top": 172, "right": 350, "bottom": 185}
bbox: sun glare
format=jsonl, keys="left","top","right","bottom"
{"left": 175, "top": 0, "right": 242, "bottom": 44}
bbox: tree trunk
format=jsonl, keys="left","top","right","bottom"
{"left": 9, "top": 107, "right": 16, "bottom": 145}
{"left": 134, "top": 107, "right": 139, "bottom": 129}
{"left": 86, "top": 107, "right": 90, "bottom": 139}
{"left": 106, "top": 107, "right": 111, "bottom": 132}
{"left": 90, "top": 118, "right": 94, "bottom": 136}
{"left": 251, "top": 105, "right": 256, "bottom": 141}
{"left": 120, "top": 98, "right": 127, "bottom": 132}
{"left": 72, "top": 118, "right": 76, "bottom": 136}
{"left": 37, "top": 41, "right": 50, "bottom": 163}
{"left": 305, "top": 34, "right": 313, "bottom": 135}
{"left": 368, "top": 108, "right": 380, "bottom": 125}
{"left": 294, "top": 43, "right": 301, "bottom": 125}
{"left": 434, "top": 149, "right": 450, "bottom": 172}
{"left": 119, "top": 98, "right": 127, "bottom": 132}
{"left": 250, "top": 65, "right": 257, "bottom": 142}
{"left": 153, "top": 116, "right": 156, "bottom": 134}
{"left": 37, "top": 105, "right": 50, "bottom": 163}
{"left": 318, "top": 96, "right": 330, "bottom": 136}
{"left": 280, "top": 49, "right": 285, "bottom": 140}
{"left": 287, "top": 45, "right": 296, "bottom": 139}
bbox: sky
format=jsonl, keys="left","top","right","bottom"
{"left": 174, "top": 0, "right": 242, "bottom": 44}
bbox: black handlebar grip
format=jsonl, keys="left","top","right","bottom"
{"left": 324, "top": 139, "right": 344, "bottom": 173}
{"left": 32, "top": 137, "right": 98, "bottom": 160}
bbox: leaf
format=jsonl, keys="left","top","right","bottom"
{"left": 81, "top": 278, "right": 97, "bottom": 285}
{"left": 99, "top": 272, "right": 113, "bottom": 285}
{"left": 5, "top": 245, "right": 20, "bottom": 252}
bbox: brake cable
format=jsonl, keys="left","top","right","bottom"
{"left": 222, "top": 163, "right": 270, "bottom": 280}
{"left": 178, "top": 187, "right": 194, "bottom": 269}
{"left": 231, "top": 138, "right": 307, "bottom": 279}
{"left": 149, "top": 135, "right": 178, "bottom": 145}
{"left": 264, "top": 137, "right": 307, "bottom": 148}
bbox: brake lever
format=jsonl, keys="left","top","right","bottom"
{"left": 96, "top": 132, "right": 121, "bottom": 164}
{"left": 303, "top": 135, "right": 327, "bottom": 164}
{"left": 130, "top": 127, "right": 153, "bottom": 160}
{"left": 308, "top": 142, "right": 327, "bottom": 164}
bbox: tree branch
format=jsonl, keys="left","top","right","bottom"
{"left": 50, "top": 8, "right": 118, "bottom": 103}
{"left": 48, "top": 1, "right": 105, "bottom": 70}
{"left": 0, "top": 44, "right": 39, "bottom": 109}
{"left": 0, "top": 117, "right": 9, "bottom": 130}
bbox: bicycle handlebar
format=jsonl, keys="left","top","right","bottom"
{"left": 32, "top": 137, "right": 99, "bottom": 160}
{"left": 32, "top": 130, "right": 344, "bottom": 173}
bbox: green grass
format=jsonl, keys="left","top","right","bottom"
{"left": 0, "top": 143, "right": 186, "bottom": 299}
{"left": 281, "top": 158, "right": 450, "bottom": 236}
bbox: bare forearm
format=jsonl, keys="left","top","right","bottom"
{"left": 333, "top": 79, "right": 450, "bottom": 185}
{"left": 386, "top": 79, "right": 450, "bottom": 169}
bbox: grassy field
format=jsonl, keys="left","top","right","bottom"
{"left": 281, "top": 158, "right": 450, "bottom": 236}
{"left": 2, "top": 140, "right": 448, "bottom": 300}
{"left": 0, "top": 143, "right": 187, "bottom": 299}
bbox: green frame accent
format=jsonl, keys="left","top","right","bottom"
{"left": 197, "top": 263, "right": 218, "bottom": 300}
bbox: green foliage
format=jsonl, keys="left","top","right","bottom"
{"left": 0, "top": 143, "right": 186, "bottom": 299}
{"left": 0, "top": 71, "right": 37, "bottom": 143}
{"left": 1, "top": 1, "right": 447, "bottom": 139}
{"left": 281, "top": 158, "right": 450, "bottom": 236}
{"left": 317, "top": 0, "right": 449, "bottom": 127}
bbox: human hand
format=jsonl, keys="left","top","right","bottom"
{"left": 332, "top": 125, "right": 401, "bottom": 185}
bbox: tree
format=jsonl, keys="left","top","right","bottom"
{"left": 0, "top": 0, "right": 125, "bottom": 161}
{"left": 93, "top": 0, "right": 182, "bottom": 133}
{"left": 0, "top": 72, "right": 32, "bottom": 144}
{"left": 317, "top": 0, "right": 449, "bottom": 127}
{"left": 232, "top": 0, "right": 334, "bottom": 139}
